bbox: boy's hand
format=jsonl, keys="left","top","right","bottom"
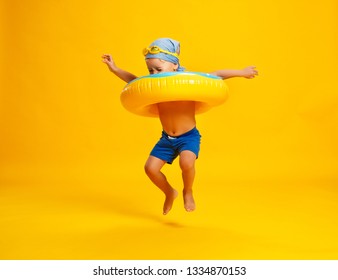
{"left": 101, "top": 54, "right": 137, "bottom": 82}
{"left": 241, "top": 66, "right": 258, "bottom": 79}
{"left": 102, "top": 54, "right": 117, "bottom": 71}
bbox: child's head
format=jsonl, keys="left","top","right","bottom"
{"left": 143, "top": 38, "right": 184, "bottom": 74}
{"left": 146, "top": 58, "right": 178, "bottom": 74}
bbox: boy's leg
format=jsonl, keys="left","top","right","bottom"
{"left": 144, "top": 156, "right": 178, "bottom": 215}
{"left": 179, "top": 150, "right": 197, "bottom": 212}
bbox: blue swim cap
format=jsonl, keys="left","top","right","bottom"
{"left": 145, "top": 38, "right": 185, "bottom": 71}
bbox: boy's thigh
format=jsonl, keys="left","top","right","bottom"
{"left": 150, "top": 137, "right": 177, "bottom": 164}
{"left": 177, "top": 135, "right": 201, "bottom": 159}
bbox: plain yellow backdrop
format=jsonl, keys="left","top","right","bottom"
{"left": 1, "top": 0, "right": 338, "bottom": 259}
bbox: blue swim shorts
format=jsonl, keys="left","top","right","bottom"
{"left": 150, "top": 127, "right": 201, "bottom": 164}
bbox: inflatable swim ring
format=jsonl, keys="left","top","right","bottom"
{"left": 120, "top": 72, "right": 228, "bottom": 117}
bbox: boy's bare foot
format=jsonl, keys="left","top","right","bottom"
{"left": 163, "top": 189, "right": 178, "bottom": 215}
{"left": 183, "top": 190, "right": 196, "bottom": 212}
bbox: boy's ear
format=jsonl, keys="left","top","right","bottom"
{"left": 174, "top": 64, "right": 178, "bottom": 71}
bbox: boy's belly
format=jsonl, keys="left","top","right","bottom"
{"left": 157, "top": 101, "right": 196, "bottom": 136}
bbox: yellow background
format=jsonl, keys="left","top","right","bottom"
{"left": 1, "top": 0, "right": 338, "bottom": 259}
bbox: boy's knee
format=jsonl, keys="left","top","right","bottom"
{"left": 180, "top": 161, "right": 194, "bottom": 172}
{"left": 144, "top": 163, "right": 158, "bottom": 176}
{"left": 144, "top": 163, "right": 152, "bottom": 176}
{"left": 179, "top": 154, "right": 196, "bottom": 171}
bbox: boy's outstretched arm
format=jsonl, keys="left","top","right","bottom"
{"left": 210, "top": 66, "right": 258, "bottom": 79}
{"left": 102, "top": 54, "right": 137, "bottom": 83}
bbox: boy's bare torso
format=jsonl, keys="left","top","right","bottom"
{"left": 157, "top": 101, "right": 196, "bottom": 136}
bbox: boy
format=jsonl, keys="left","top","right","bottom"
{"left": 102, "top": 38, "right": 258, "bottom": 215}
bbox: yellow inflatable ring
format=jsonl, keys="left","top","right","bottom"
{"left": 120, "top": 72, "right": 229, "bottom": 117}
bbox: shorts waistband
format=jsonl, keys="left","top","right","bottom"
{"left": 162, "top": 127, "right": 198, "bottom": 139}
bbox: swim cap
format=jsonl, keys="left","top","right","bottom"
{"left": 145, "top": 38, "right": 185, "bottom": 71}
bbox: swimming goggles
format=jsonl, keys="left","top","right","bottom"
{"left": 143, "top": 46, "right": 179, "bottom": 58}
